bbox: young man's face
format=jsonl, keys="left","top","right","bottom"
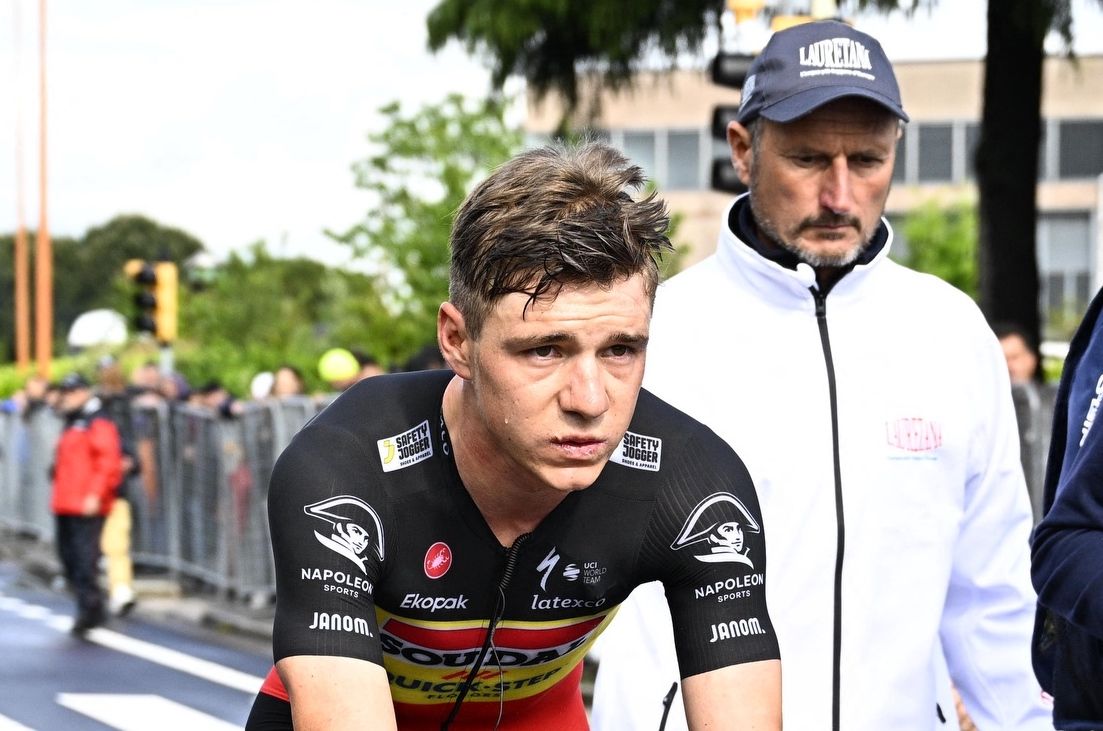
{"left": 463, "top": 273, "right": 651, "bottom": 495}
{"left": 730, "top": 97, "right": 900, "bottom": 269}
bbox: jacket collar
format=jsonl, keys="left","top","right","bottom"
{"left": 715, "top": 194, "right": 895, "bottom": 307}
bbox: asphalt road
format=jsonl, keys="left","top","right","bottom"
{"left": 0, "top": 561, "right": 272, "bottom": 730}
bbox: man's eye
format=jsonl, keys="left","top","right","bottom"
{"left": 531, "top": 345, "right": 556, "bottom": 358}
{"left": 607, "top": 344, "right": 634, "bottom": 357}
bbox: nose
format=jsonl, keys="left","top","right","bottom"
{"left": 819, "top": 156, "right": 854, "bottom": 215}
{"left": 560, "top": 358, "right": 610, "bottom": 420}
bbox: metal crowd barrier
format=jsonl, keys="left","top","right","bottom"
{"left": 0, "top": 384, "right": 1058, "bottom": 602}
{"left": 0, "top": 395, "right": 323, "bottom": 604}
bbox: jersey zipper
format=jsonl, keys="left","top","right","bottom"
{"left": 441, "top": 532, "right": 531, "bottom": 730}
{"left": 812, "top": 287, "right": 845, "bottom": 731}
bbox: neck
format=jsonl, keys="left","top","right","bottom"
{"left": 442, "top": 376, "right": 568, "bottom": 547}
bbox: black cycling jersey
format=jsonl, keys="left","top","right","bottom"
{"left": 255, "top": 369, "right": 777, "bottom": 729}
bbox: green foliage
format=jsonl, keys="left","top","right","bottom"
{"left": 428, "top": 1, "right": 720, "bottom": 112}
{"left": 0, "top": 215, "right": 203, "bottom": 360}
{"left": 426, "top": 1, "right": 946, "bottom": 115}
{"left": 328, "top": 93, "right": 523, "bottom": 356}
{"left": 176, "top": 242, "right": 390, "bottom": 395}
{"left": 899, "top": 200, "right": 978, "bottom": 299}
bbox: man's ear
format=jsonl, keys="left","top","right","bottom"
{"left": 438, "top": 302, "right": 474, "bottom": 380}
{"left": 728, "top": 121, "right": 753, "bottom": 186}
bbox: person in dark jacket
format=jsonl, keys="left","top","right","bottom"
{"left": 1032, "top": 286, "right": 1103, "bottom": 728}
{"left": 52, "top": 372, "right": 124, "bottom": 635}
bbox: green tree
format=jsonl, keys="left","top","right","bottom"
{"left": 899, "top": 200, "right": 978, "bottom": 298}
{"left": 328, "top": 93, "right": 523, "bottom": 355}
{"left": 0, "top": 231, "right": 76, "bottom": 359}
{"left": 427, "top": 0, "right": 1101, "bottom": 354}
{"left": 0, "top": 215, "right": 205, "bottom": 359}
{"left": 177, "top": 242, "right": 389, "bottom": 395}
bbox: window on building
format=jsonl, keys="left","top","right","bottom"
{"left": 623, "top": 131, "right": 657, "bottom": 180}
{"left": 918, "top": 124, "right": 953, "bottom": 182}
{"left": 893, "top": 129, "right": 907, "bottom": 183}
{"left": 1038, "top": 212, "right": 1093, "bottom": 337}
{"left": 667, "top": 131, "right": 701, "bottom": 190}
{"left": 1058, "top": 120, "right": 1103, "bottom": 179}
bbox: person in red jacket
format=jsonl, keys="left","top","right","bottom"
{"left": 52, "top": 372, "right": 124, "bottom": 635}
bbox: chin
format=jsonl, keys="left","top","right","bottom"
{"left": 543, "top": 466, "right": 604, "bottom": 494}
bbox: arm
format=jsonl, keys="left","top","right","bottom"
{"left": 1031, "top": 327, "right": 1103, "bottom": 636}
{"left": 939, "top": 327, "right": 1049, "bottom": 728}
{"left": 683, "top": 659, "right": 781, "bottom": 731}
{"left": 658, "top": 422, "right": 782, "bottom": 728}
{"left": 267, "top": 423, "right": 392, "bottom": 723}
{"left": 278, "top": 656, "right": 396, "bottom": 731}
{"left": 87, "top": 418, "right": 124, "bottom": 512}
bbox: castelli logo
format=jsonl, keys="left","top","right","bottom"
{"left": 423, "top": 542, "right": 452, "bottom": 580}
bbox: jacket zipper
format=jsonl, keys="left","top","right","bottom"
{"left": 813, "top": 287, "right": 845, "bottom": 731}
{"left": 441, "top": 532, "right": 531, "bottom": 730}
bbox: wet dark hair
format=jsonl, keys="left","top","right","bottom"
{"left": 448, "top": 141, "right": 672, "bottom": 338}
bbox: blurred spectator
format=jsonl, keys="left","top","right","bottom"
{"left": 21, "top": 374, "right": 50, "bottom": 421}
{"left": 993, "top": 321, "right": 1043, "bottom": 385}
{"left": 271, "top": 364, "right": 306, "bottom": 398}
{"left": 51, "top": 372, "right": 124, "bottom": 635}
{"left": 402, "top": 344, "right": 447, "bottom": 373}
{"left": 351, "top": 348, "right": 385, "bottom": 381}
{"left": 196, "top": 379, "right": 243, "bottom": 418}
{"left": 129, "top": 361, "right": 161, "bottom": 396}
{"left": 317, "top": 348, "right": 360, "bottom": 392}
{"left": 95, "top": 357, "right": 139, "bottom": 617}
{"left": 158, "top": 371, "right": 191, "bottom": 403}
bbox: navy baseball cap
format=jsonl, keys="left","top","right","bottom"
{"left": 737, "top": 20, "right": 909, "bottom": 124}
{"left": 58, "top": 372, "right": 91, "bottom": 392}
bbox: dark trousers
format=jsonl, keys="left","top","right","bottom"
{"left": 55, "top": 514, "right": 106, "bottom": 621}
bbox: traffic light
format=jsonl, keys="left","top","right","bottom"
{"left": 710, "top": 52, "right": 756, "bottom": 90}
{"left": 124, "top": 259, "right": 178, "bottom": 343}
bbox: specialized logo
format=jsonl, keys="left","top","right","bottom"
{"left": 304, "top": 495, "right": 385, "bottom": 574}
{"left": 1080, "top": 373, "right": 1103, "bottom": 446}
{"left": 309, "top": 611, "right": 373, "bottom": 637}
{"left": 671, "top": 492, "right": 760, "bottom": 568}
{"left": 798, "top": 37, "right": 875, "bottom": 81}
{"left": 885, "top": 417, "right": 943, "bottom": 454}
{"left": 423, "top": 542, "right": 453, "bottom": 580}
{"left": 377, "top": 420, "right": 433, "bottom": 472}
{"left": 537, "top": 547, "right": 560, "bottom": 591}
{"left": 609, "top": 430, "right": 662, "bottom": 472}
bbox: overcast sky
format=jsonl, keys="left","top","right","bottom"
{"left": 1, "top": 0, "right": 1101, "bottom": 266}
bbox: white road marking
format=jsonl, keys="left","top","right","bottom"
{"left": 0, "top": 713, "right": 36, "bottom": 730}
{"left": 0, "top": 590, "right": 264, "bottom": 693}
{"left": 82, "top": 627, "right": 264, "bottom": 693}
{"left": 57, "top": 694, "right": 241, "bottom": 731}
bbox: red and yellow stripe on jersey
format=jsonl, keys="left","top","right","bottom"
{"left": 379, "top": 605, "right": 616, "bottom": 728}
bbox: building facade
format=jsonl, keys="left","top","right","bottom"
{"left": 525, "top": 56, "right": 1103, "bottom": 338}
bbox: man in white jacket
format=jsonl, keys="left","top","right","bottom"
{"left": 590, "top": 19, "right": 1051, "bottom": 731}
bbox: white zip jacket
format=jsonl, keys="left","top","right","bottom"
{"left": 590, "top": 199, "right": 1051, "bottom": 730}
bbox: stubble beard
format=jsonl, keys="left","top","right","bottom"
{"left": 748, "top": 194, "right": 873, "bottom": 269}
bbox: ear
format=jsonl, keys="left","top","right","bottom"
{"left": 437, "top": 302, "right": 474, "bottom": 380}
{"left": 728, "top": 121, "right": 753, "bottom": 186}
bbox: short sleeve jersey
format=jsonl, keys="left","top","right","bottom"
{"left": 265, "top": 370, "right": 777, "bottom": 729}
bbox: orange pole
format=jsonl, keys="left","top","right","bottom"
{"left": 34, "top": 0, "right": 52, "bottom": 379}
{"left": 13, "top": 0, "right": 31, "bottom": 373}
